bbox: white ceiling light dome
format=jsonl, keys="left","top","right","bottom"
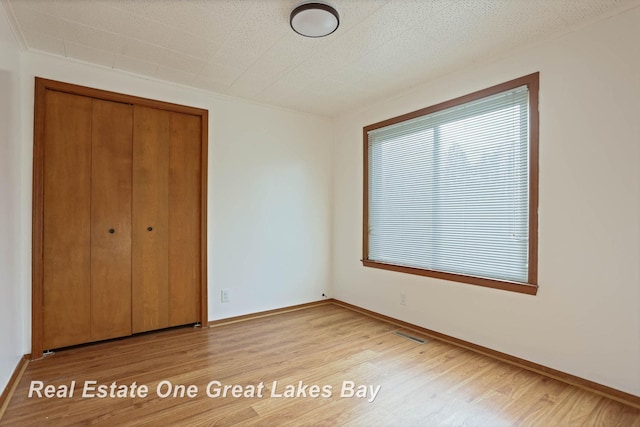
{"left": 290, "top": 2, "right": 340, "bottom": 38}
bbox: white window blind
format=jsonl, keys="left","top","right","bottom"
{"left": 367, "top": 85, "right": 530, "bottom": 283}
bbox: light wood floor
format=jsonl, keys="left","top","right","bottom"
{"left": 2, "top": 303, "right": 639, "bottom": 426}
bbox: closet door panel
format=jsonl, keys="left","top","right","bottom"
{"left": 168, "top": 112, "right": 201, "bottom": 326}
{"left": 91, "top": 99, "right": 133, "bottom": 341}
{"left": 132, "top": 105, "right": 170, "bottom": 333}
{"left": 42, "top": 91, "right": 92, "bottom": 349}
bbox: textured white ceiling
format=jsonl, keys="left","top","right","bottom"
{"left": 3, "top": 0, "right": 639, "bottom": 116}
{"left": 0, "top": 3, "right": 17, "bottom": 45}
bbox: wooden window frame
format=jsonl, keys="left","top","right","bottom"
{"left": 362, "top": 73, "right": 539, "bottom": 295}
{"left": 32, "top": 77, "right": 209, "bottom": 358}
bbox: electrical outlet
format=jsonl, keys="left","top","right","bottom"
{"left": 400, "top": 292, "right": 406, "bottom": 306}
{"left": 221, "top": 289, "right": 231, "bottom": 303}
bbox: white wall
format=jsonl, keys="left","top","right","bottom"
{"left": 0, "top": 7, "right": 24, "bottom": 394}
{"left": 209, "top": 99, "right": 332, "bottom": 317}
{"left": 332, "top": 7, "right": 640, "bottom": 396}
{"left": 9, "top": 49, "right": 332, "bottom": 358}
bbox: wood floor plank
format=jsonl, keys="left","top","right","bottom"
{"left": 1, "top": 304, "right": 639, "bottom": 426}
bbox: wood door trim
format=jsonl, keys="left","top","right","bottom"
{"left": 32, "top": 77, "right": 209, "bottom": 358}
{"left": 32, "top": 79, "right": 46, "bottom": 359}
{"left": 199, "top": 110, "right": 209, "bottom": 328}
{"left": 34, "top": 78, "right": 208, "bottom": 116}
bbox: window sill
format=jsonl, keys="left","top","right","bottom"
{"left": 361, "top": 260, "right": 538, "bottom": 295}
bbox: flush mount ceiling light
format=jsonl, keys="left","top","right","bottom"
{"left": 290, "top": 2, "right": 340, "bottom": 38}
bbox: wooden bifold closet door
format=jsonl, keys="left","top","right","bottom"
{"left": 41, "top": 91, "right": 94, "bottom": 349}
{"left": 33, "top": 78, "right": 208, "bottom": 355}
{"left": 132, "top": 106, "right": 201, "bottom": 333}
{"left": 42, "top": 93, "right": 133, "bottom": 349}
{"left": 90, "top": 99, "right": 133, "bottom": 342}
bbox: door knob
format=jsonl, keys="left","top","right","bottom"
{"left": 147, "top": 226, "right": 153, "bottom": 231}
{"left": 109, "top": 229, "right": 115, "bottom": 234}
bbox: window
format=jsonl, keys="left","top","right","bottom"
{"left": 363, "top": 73, "right": 538, "bottom": 295}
